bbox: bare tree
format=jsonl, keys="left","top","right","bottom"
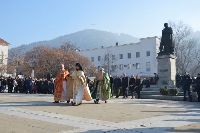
{"left": 0, "top": 64, "right": 7, "bottom": 75}
{"left": 60, "top": 41, "right": 77, "bottom": 51}
{"left": 7, "top": 46, "right": 25, "bottom": 75}
{"left": 100, "top": 49, "right": 118, "bottom": 75}
{"left": 169, "top": 21, "right": 200, "bottom": 75}
{"left": 22, "top": 45, "right": 94, "bottom": 78}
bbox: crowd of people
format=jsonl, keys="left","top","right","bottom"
{"left": 88, "top": 73, "right": 158, "bottom": 100}
{"left": 1, "top": 69, "right": 200, "bottom": 103}
{"left": 0, "top": 77, "right": 54, "bottom": 94}
{"left": 175, "top": 72, "right": 200, "bottom": 102}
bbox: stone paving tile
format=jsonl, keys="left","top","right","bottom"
{"left": 0, "top": 113, "right": 77, "bottom": 133}
{"left": 0, "top": 93, "right": 200, "bottom": 133}
{"left": 19, "top": 103, "right": 187, "bottom": 123}
{"left": 166, "top": 122, "right": 200, "bottom": 133}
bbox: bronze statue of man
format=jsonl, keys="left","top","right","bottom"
{"left": 159, "top": 23, "right": 174, "bottom": 55}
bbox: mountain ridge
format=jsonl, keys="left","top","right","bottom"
{"left": 9, "top": 29, "right": 140, "bottom": 52}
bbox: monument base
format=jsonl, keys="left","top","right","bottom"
{"left": 157, "top": 54, "right": 176, "bottom": 88}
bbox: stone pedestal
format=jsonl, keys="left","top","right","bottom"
{"left": 157, "top": 54, "right": 176, "bottom": 88}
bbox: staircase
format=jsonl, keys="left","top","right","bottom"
{"left": 134, "top": 85, "right": 198, "bottom": 102}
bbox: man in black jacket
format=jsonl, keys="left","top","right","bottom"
{"left": 109, "top": 75, "right": 114, "bottom": 97}
{"left": 7, "top": 77, "right": 14, "bottom": 93}
{"left": 122, "top": 73, "right": 129, "bottom": 99}
{"left": 195, "top": 73, "right": 200, "bottom": 102}
{"left": 182, "top": 72, "right": 192, "bottom": 102}
{"left": 36, "top": 79, "right": 42, "bottom": 94}
{"left": 114, "top": 75, "right": 121, "bottom": 98}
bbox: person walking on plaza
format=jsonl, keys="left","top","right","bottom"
{"left": 135, "top": 75, "right": 141, "bottom": 99}
{"left": 182, "top": 72, "right": 192, "bottom": 102}
{"left": 94, "top": 68, "right": 111, "bottom": 104}
{"left": 70, "top": 63, "right": 92, "bottom": 106}
{"left": 195, "top": 73, "right": 200, "bottom": 102}
{"left": 122, "top": 73, "right": 129, "bottom": 99}
{"left": 53, "top": 64, "right": 69, "bottom": 103}
{"left": 114, "top": 75, "right": 121, "bottom": 98}
{"left": 129, "top": 75, "right": 136, "bottom": 99}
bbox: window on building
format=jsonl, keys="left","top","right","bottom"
{"left": 119, "top": 54, "right": 123, "bottom": 59}
{"left": 111, "top": 65, "right": 116, "bottom": 72}
{"left": 98, "top": 66, "right": 101, "bottom": 71}
{"left": 98, "top": 56, "right": 101, "bottom": 61}
{"left": 136, "top": 63, "right": 140, "bottom": 69}
{"left": 119, "top": 64, "right": 123, "bottom": 70}
{"left": 128, "top": 64, "right": 132, "bottom": 69}
{"left": 91, "top": 57, "right": 94, "bottom": 62}
{"left": 146, "top": 62, "right": 150, "bottom": 71}
{"left": 112, "top": 55, "right": 115, "bottom": 60}
{"left": 0, "top": 59, "right": 3, "bottom": 64}
{"left": 128, "top": 53, "right": 131, "bottom": 59}
{"left": 146, "top": 51, "right": 150, "bottom": 56}
{"left": 104, "top": 65, "right": 108, "bottom": 71}
{"left": 0, "top": 51, "right": 3, "bottom": 58}
{"left": 105, "top": 55, "right": 109, "bottom": 61}
{"left": 136, "top": 52, "right": 140, "bottom": 58}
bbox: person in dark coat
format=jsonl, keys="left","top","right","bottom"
{"left": 36, "top": 79, "right": 42, "bottom": 94}
{"left": 195, "top": 73, "right": 200, "bottom": 102}
{"left": 48, "top": 79, "right": 54, "bottom": 94}
{"left": 7, "top": 77, "right": 14, "bottom": 93}
{"left": 122, "top": 73, "right": 129, "bottom": 99}
{"left": 109, "top": 75, "right": 114, "bottom": 97}
{"left": 176, "top": 72, "right": 181, "bottom": 88}
{"left": 26, "top": 77, "right": 33, "bottom": 94}
{"left": 135, "top": 75, "right": 141, "bottom": 99}
{"left": 43, "top": 78, "right": 49, "bottom": 94}
{"left": 17, "top": 78, "right": 23, "bottom": 93}
{"left": 129, "top": 75, "right": 136, "bottom": 99}
{"left": 0, "top": 77, "right": 6, "bottom": 92}
{"left": 23, "top": 78, "right": 28, "bottom": 93}
{"left": 181, "top": 72, "right": 192, "bottom": 102}
{"left": 114, "top": 75, "right": 121, "bottom": 98}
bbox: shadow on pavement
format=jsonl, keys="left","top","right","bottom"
{"left": 0, "top": 101, "right": 71, "bottom": 107}
{"left": 80, "top": 126, "right": 200, "bottom": 133}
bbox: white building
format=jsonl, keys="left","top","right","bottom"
{"left": 0, "top": 38, "right": 9, "bottom": 75}
{"left": 78, "top": 36, "right": 160, "bottom": 77}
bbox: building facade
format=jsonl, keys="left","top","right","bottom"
{"left": 0, "top": 38, "right": 9, "bottom": 75}
{"left": 78, "top": 36, "right": 160, "bottom": 77}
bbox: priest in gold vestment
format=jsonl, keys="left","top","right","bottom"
{"left": 53, "top": 64, "right": 70, "bottom": 103}
{"left": 70, "top": 63, "right": 92, "bottom": 106}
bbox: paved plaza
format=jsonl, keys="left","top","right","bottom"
{"left": 0, "top": 93, "right": 200, "bottom": 133}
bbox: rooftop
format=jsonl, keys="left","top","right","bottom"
{"left": 80, "top": 36, "right": 160, "bottom": 52}
{"left": 0, "top": 38, "right": 9, "bottom": 46}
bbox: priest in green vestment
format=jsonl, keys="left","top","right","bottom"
{"left": 94, "top": 68, "right": 111, "bottom": 103}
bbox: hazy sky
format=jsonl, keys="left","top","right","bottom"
{"left": 1, "top": 0, "right": 200, "bottom": 48}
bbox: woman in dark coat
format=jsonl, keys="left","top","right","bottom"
{"left": 135, "top": 75, "right": 141, "bottom": 99}
{"left": 129, "top": 75, "right": 136, "bottom": 99}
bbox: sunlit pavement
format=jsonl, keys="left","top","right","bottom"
{"left": 0, "top": 93, "right": 200, "bottom": 133}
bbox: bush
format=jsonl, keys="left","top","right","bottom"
{"left": 160, "top": 85, "right": 168, "bottom": 95}
{"left": 161, "top": 80, "right": 168, "bottom": 85}
{"left": 169, "top": 88, "right": 179, "bottom": 96}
